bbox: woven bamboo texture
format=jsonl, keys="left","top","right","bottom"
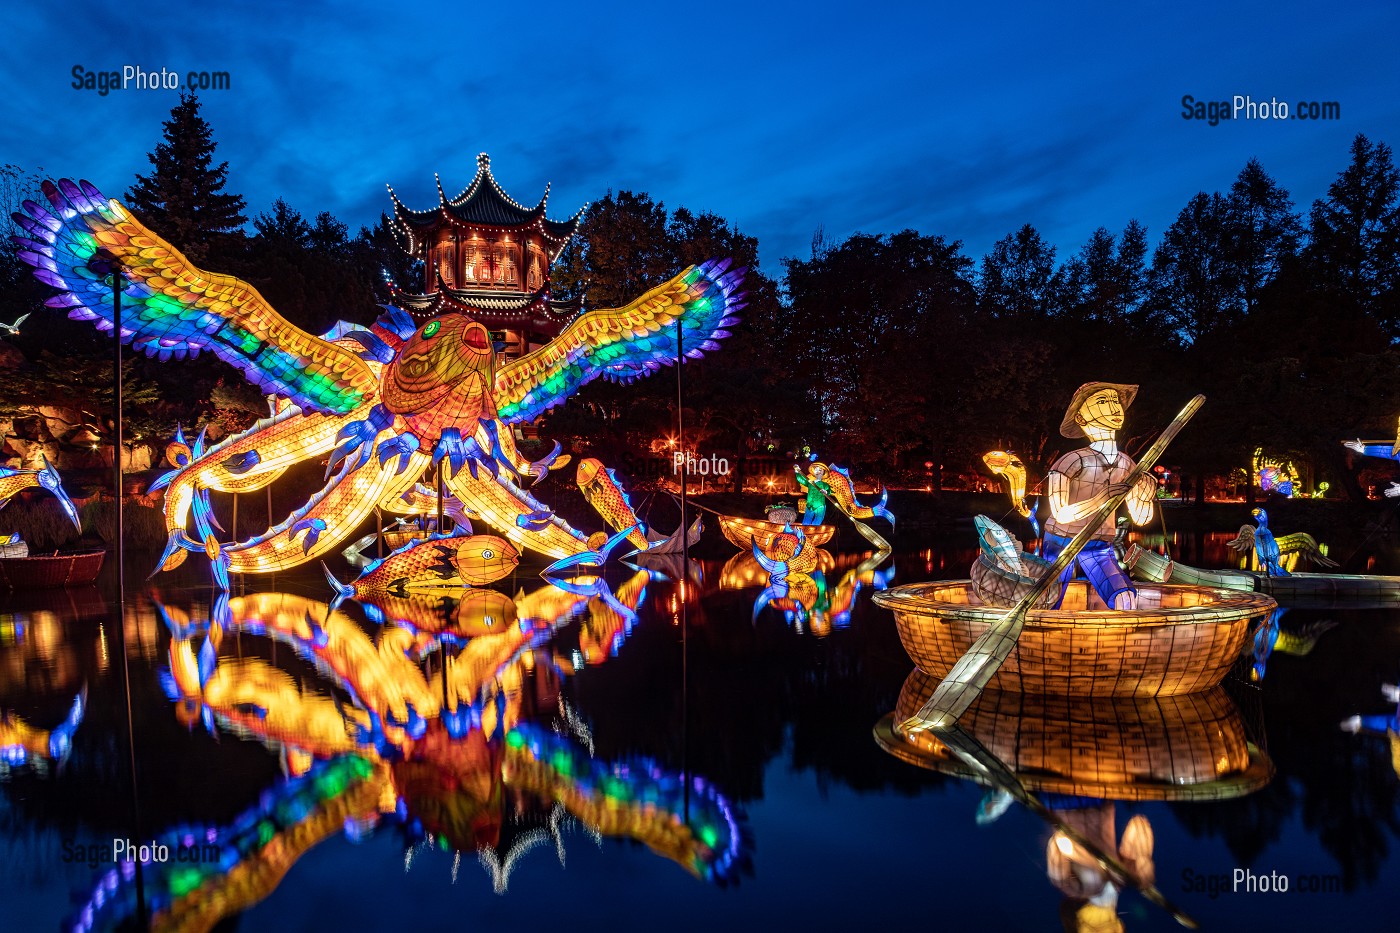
{"left": 874, "top": 580, "right": 1272, "bottom": 697}
{"left": 1126, "top": 543, "right": 1400, "bottom": 604}
{"left": 718, "top": 515, "right": 835, "bottom": 550}
{"left": 874, "top": 670, "right": 1272, "bottom": 801}
{"left": 0, "top": 550, "right": 105, "bottom": 589}
{"left": 970, "top": 550, "right": 1060, "bottom": 608}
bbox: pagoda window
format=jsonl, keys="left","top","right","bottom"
{"left": 496, "top": 241, "right": 519, "bottom": 286}
{"left": 466, "top": 239, "right": 489, "bottom": 284}
{"left": 438, "top": 241, "right": 456, "bottom": 288}
{"left": 494, "top": 259, "right": 505, "bottom": 285}
{"left": 526, "top": 244, "right": 545, "bottom": 291}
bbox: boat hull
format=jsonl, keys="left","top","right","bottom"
{"left": 718, "top": 515, "right": 834, "bottom": 550}
{"left": 1125, "top": 543, "right": 1400, "bottom": 605}
{"left": 873, "top": 579, "right": 1272, "bottom": 697}
{"left": 874, "top": 669, "right": 1272, "bottom": 801}
{"left": 0, "top": 549, "right": 106, "bottom": 589}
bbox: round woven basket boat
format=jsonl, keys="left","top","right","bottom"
{"left": 718, "top": 515, "right": 835, "bottom": 550}
{"left": 873, "top": 579, "right": 1274, "bottom": 697}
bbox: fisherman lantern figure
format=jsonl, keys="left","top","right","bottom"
{"left": 1044, "top": 383, "right": 1158, "bottom": 610}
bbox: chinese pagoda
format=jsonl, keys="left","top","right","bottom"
{"left": 387, "top": 153, "right": 584, "bottom": 359}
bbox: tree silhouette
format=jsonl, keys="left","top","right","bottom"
{"left": 1308, "top": 134, "right": 1400, "bottom": 333}
{"left": 126, "top": 93, "right": 246, "bottom": 265}
{"left": 1228, "top": 158, "right": 1303, "bottom": 315}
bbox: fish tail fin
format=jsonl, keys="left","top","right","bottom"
{"left": 322, "top": 562, "right": 355, "bottom": 603}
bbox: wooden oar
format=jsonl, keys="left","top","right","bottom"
{"left": 849, "top": 515, "right": 891, "bottom": 551}
{"left": 901, "top": 394, "right": 1206, "bottom": 733}
{"left": 935, "top": 724, "right": 1199, "bottom": 929}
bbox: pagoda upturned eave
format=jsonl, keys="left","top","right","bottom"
{"left": 387, "top": 153, "right": 585, "bottom": 261}
{"left": 393, "top": 284, "right": 582, "bottom": 332}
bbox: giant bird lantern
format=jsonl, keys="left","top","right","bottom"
{"left": 12, "top": 180, "right": 744, "bottom": 587}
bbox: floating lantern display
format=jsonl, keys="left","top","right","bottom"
{"left": 12, "top": 179, "right": 745, "bottom": 587}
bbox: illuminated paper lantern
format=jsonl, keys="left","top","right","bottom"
{"left": 14, "top": 180, "right": 745, "bottom": 585}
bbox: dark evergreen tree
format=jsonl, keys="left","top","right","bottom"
{"left": 784, "top": 230, "right": 977, "bottom": 475}
{"left": 126, "top": 93, "right": 246, "bottom": 264}
{"left": 1307, "top": 134, "right": 1400, "bottom": 330}
{"left": 1146, "top": 192, "right": 1239, "bottom": 344}
{"left": 358, "top": 212, "right": 420, "bottom": 300}
{"left": 978, "top": 224, "right": 1065, "bottom": 320}
{"left": 1228, "top": 158, "right": 1302, "bottom": 314}
{"left": 1062, "top": 221, "right": 1150, "bottom": 324}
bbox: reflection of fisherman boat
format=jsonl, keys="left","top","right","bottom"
{"left": 1124, "top": 543, "right": 1400, "bottom": 604}
{"left": 875, "top": 669, "right": 1273, "bottom": 800}
{"left": 873, "top": 578, "right": 1272, "bottom": 697}
{"left": 718, "top": 515, "right": 835, "bottom": 550}
{"left": 0, "top": 549, "right": 105, "bottom": 589}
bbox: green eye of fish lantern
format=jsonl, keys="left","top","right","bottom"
{"left": 422, "top": 321, "right": 440, "bottom": 338}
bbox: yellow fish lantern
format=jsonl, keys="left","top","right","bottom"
{"left": 982, "top": 450, "right": 1030, "bottom": 518}
{"left": 576, "top": 458, "right": 649, "bottom": 551}
{"left": 325, "top": 533, "right": 519, "bottom": 600}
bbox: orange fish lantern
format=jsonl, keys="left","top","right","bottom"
{"left": 382, "top": 318, "right": 497, "bottom": 443}
{"left": 326, "top": 533, "right": 519, "bottom": 600}
{"left": 576, "top": 458, "right": 650, "bottom": 552}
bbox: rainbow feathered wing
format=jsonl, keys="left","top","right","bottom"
{"left": 9, "top": 179, "right": 376, "bottom": 415}
{"left": 493, "top": 259, "right": 746, "bottom": 424}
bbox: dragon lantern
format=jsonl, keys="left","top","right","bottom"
{"left": 12, "top": 179, "right": 745, "bottom": 586}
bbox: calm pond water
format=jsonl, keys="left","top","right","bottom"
{"left": 2, "top": 531, "right": 1399, "bottom": 931}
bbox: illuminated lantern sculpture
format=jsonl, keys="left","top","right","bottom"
{"left": 12, "top": 179, "right": 744, "bottom": 587}
{"left": 982, "top": 450, "right": 1039, "bottom": 538}
{"left": 1044, "top": 383, "right": 1158, "bottom": 611}
{"left": 1342, "top": 437, "right": 1400, "bottom": 499}
{"left": 0, "top": 456, "right": 82, "bottom": 552}
{"left": 794, "top": 459, "right": 893, "bottom": 528}
{"left": 1225, "top": 508, "right": 1337, "bottom": 576}
{"left": 324, "top": 532, "right": 519, "bottom": 600}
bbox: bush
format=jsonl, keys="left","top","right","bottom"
{"left": 79, "top": 499, "right": 169, "bottom": 550}
{"left": 0, "top": 498, "right": 83, "bottom": 551}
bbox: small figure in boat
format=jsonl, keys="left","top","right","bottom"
{"left": 1226, "top": 508, "right": 1337, "bottom": 576}
{"left": 1044, "top": 383, "right": 1157, "bottom": 610}
{"left": 794, "top": 457, "right": 894, "bottom": 529}
{"left": 793, "top": 460, "right": 833, "bottom": 525}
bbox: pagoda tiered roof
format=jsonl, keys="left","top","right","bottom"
{"left": 387, "top": 153, "right": 584, "bottom": 262}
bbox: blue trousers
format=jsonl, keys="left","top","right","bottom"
{"left": 1042, "top": 534, "right": 1135, "bottom": 609}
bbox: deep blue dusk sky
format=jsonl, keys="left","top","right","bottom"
{"left": 3, "top": 0, "right": 1397, "bottom": 273}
